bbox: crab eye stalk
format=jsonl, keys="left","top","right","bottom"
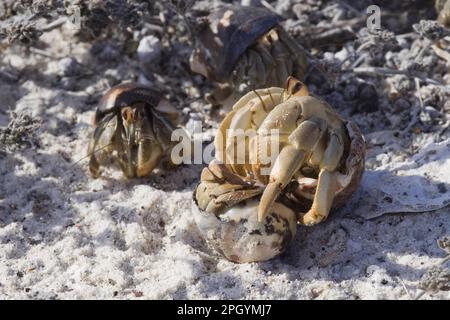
{"left": 120, "top": 107, "right": 137, "bottom": 146}
{"left": 121, "top": 107, "right": 134, "bottom": 124}
{"left": 285, "top": 76, "right": 309, "bottom": 98}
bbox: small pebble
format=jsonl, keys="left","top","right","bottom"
{"left": 95, "top": 43, "right": 121, "bottom": 62}
{"left": 0, "top": 66, "right": 20, "bottom": 82}
{"left": 137, "top": 35, "right": 161, "bottom": 64}
{"left": 335, "top": 47, "right": 348, "bottom": 62}
{"left": 241, "top": 0, "right": 261, "bottom": 6}
{"left": 393, "top": 98, "right": 410, "bottom": 113}
{"left": 424, "top": 106, "right": 442, "bottom": 118}
{"left": 344, "top": 83, "right": 358, "bottom": 100}
{"left": 420, "top": 106, "right": 442, "bottom": 123}
{"left": 58, "top": 58, "right": 82, "bottom": 77}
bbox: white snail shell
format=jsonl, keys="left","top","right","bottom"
{"left": 193, "top": 199, "right": 297, "bottom": 263}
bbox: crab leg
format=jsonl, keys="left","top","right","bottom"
{"left": 275, "top": 59, "right": 290, "bottom": 88}
{"left": 88, "top": 125, "right": 105, "bottom": 178}
{"left": 258, "top": 119, "right": 325, "bottom": 222}
{"left": 299, "top": 132, "right": 344, "bottom": 225}
{"left": 136, "top": 115, "right": 163, "bottom": 177}
{"left": 204, "top": 184, "right": 262, "bottom": 214}
{"left": 300, "top": 170, "right": 337, "bottom": 225}
{"left": 136, "top": 137, "right": 163, "bottom": 178}
{"left": 247, "top": 49, "right": 266, "bottom": 88}
{"left": 88, "top": 114, "right": 117, "bottom": 178}
{"left": 224, "top": 92, "right": 279, "bottom": 177}
{"left": 196, "top": 162, "right": 263, "bottom": 214}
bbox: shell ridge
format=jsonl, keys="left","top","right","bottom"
{"left": 214, "top": 6, "right": 280, "bottom": 80}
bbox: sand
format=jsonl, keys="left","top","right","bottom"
{"left": 0, "top": 1, "right": 449, "bottom": 300}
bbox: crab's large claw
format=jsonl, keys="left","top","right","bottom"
{"left": 258, "top": 118, "right": 325, "bottom": 222}
{"left": 256, "top": 78, "right": 313, "bottom": 222}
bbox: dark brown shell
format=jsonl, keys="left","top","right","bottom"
{"left": 94, "top": 83, "right": 162, "bottom": 125}
{"left": 194, "top": 4, "right": 280, "bottom": 82}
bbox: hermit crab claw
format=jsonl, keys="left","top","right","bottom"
{"left": 257, "top": 79, "right": 364, "bottom": 225}
{"left": 193, "top": 77, "right": 365, "bottom": 263}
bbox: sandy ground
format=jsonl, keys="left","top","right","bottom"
{"left": 1, "top": 1, "right": 449, "bottom": 299}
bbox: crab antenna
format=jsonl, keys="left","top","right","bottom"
{"left": 267, "top": 88, "right": 275, "bottom": 106}
{"left": 252, "top": 90, "right": 268, "bottom": 112}
{"left": 69, "top": 142, "right": 113, "bottom": 170}
{"left": 280, "top": 88, "right": 288, "bottom": 103}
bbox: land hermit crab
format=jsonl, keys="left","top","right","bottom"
{"left": 194, "top": 77, "right": 365, "bottom": 263}
{"left": 189, "top": 4, "right": 307, "bottom": 105}
{"left": 88, "top": 83, "right": 180, "bottom": 178}
{"left": 436, "top": 0, "right": 450, "bottom": 26}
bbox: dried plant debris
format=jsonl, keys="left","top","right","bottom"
{"left": 413, "top": 19, "right": 450, "bottom": 41}
{"left": 0, "top": 0, "right": 152, "bottom": 46}
{"left": 356, "top": 28, "right": 399, "bottom": 56}
{"left": 0, "top": 111, "right": 40, "bottom": 151}
{"left": 74, "top": 0, "right": 150, "bottom": 40}
{"left": 418, "top": 266, "right": 450, "bottom": 293}
{"left": 0, "top": 0, "right": 67, "bottom": 41}
{"left": 438, "top": 237, "right": 450, "bottom": 254}
{"left": 310, "top": 55, "right": 343, "bottom": 84}
{"left": 415, "top": 237, "right": 450, "bottom": 299}
{"left": 0, "top": 20, "right": 43, "bottom": 45}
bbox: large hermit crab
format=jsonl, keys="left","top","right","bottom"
{"left": 194, "top": 77, "right": 365, "bottom": 263}
{"left": 88, "top": 83, "right": 179, "bottom": 178}
{"left": 190, "top": 4, "right": 307, "bottom": 105}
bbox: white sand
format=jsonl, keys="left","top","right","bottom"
{"left": 0, "top": 24, "right": 449, "bottom": 300}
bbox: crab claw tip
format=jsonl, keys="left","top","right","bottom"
{"left": 258, "top": 183, "right": 280, "bottom": 222}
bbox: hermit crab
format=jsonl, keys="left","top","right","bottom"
{"left": 88, "top": 83, "right": 179, "bottom": 178}
{"left": 194, "top": 77, "right": 365, "bottom": 263}
{"left": 189, "top": 4, "right": 307, "bottom": 105}
{"left": 436, "top": 0, "right": 450, "bottom": 26}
